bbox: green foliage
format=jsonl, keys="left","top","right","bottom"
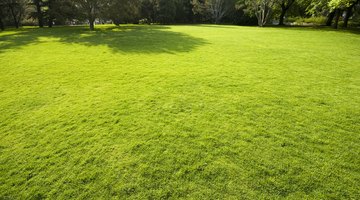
{"left": 191, "top": 0, "right": 212, "bottom": 22}
{"left": 239, "top": 0, "right": 277, "bottom": 26}
{"left": 74, "top": 0, "right": 110, "bottom": 30}
{"left": 139, "top": 0, "right": 192, "bottom": 24}
{"left": 329, "top": 0, "right": 355, "bottom": 9}
{"left": 192, "top": 0, "right": 237, "bottom": 23}
{"left": 174, "top": 0, "right": 194, "bottom": 23}
{"left": 0, "top": 0, "right": 28, "bottom": 28}
{"left": 44, "top": 0, "right": 78, "bottom": 25}
{"left": 1, "top": 25, "right": 360, "bottom": 199}
{"left": 306, "top": 0, "right": 329, "bottom": 15}
{"left": 107, "top": 0, "right": 141, "bottom": 25}
{"left": 157, "top": 0, "right": 176, "bottom": 23}
{"left": 1, "top": 0, "right": 360, "bottom": 28}
{"left": 140, "top": 0, "right": 157, "bottom": 23}
{"left": 287, "top": 16, "right": 326, "bottom": 24}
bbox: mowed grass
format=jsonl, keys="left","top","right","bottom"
{"left": 0, "top": 25, "right": 359, "bottom": 199}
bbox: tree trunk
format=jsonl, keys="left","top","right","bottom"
{"left": 326, "top": 11, "right": 335, "bottom": 26}
{"left": 343, "top": 8, "right": 352, "bottom": 28}
{"left": 0, "top": 8, "right": 4, "bottom": 31}
{"left": 278, "top": 1, "right": 295, "bottom": 26}
{"left": 9, "top": 5, "right": 19, "bottom": 28}
{"left": 48, "top": 1, "right": 53, "bottom": 28}
{"left": 48, "top": 18, "right": 53, "bottom": 28}
{"left": 35, "top": 0, "right": 44, "bottom": 28}
{"left": 89, "top": 19, "right": 95, "bottom": 31}
{"left": 333, "top": 9, "right": 341, "bottom": 29}
{"left": 343, "top": 0, "right": 359, "bottom": 28}
{"left": 215, "top": 17, "right": 221, "bottom": 24}
{"left": 0, "top": 17, "right": 4, "bottom": 31}
{"left": 88, "top": 6, "right": 95, "bottom": 30}
{"left": 279, "top": 7, "right": 286, "bottom": 25}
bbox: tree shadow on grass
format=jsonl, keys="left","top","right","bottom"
{"left": 0, "top": 25, "right": 208, "bottom": 54}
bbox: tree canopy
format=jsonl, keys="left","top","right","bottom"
{"left": 0, "top": 0, "right": 359, "bottom": 30}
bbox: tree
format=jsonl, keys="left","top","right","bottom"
{"left": 192, "top": 0, "right": 235, "bottom": 23}
{"left": 277, "top": 0, "right": 296, "bottom": 25}
{"left": 174, "top": 0, "right": 194, "bottom": 23}
{"left": 191, "top": 0, "right": 211, "bottom": 22}
{"left": 75, "top": 0, "right": 108, "bottom": 30}
{"left": 140, "top": 0, "right": 192, "bottom": 24}
{"left": 157, "top": 0, "right": 176, "bottom": 23}
{"left": 0, "top": 2, "right": 6, "bottom": 30}
{"left": 328, "top": 0, "right": 360, "bottom": 28}
{"left": 307, "top": 0, "right": 360, "bottom": 28}
{"left": 44, "top": 0, "right": 77, "bottom": 27}
{"left": 240, "top": 0, "right": 277, "bottom": 26}
{"left": 305, "top": 0, "right": 333, "bottom": 26}
{"left": 210, "top": 0, "right": 236, "bottom": 23}
{"left": 140, "top": 0, "right": 157, "bottom": 23}
{"left": 342, "top": 0, "right": 359, "bottom": 27}
{"left": 32, "top": 0, "right": 45, "bottom": 27}
{"left": 46, "top": 0, "right": 55, "bottom": 27}
{"left": 3, "top": 0, "right": 26, "bottom": 28}
{"left": 326, "top": 10, "right": 335, "bottom": 26}
{"left": 0, "top": 15, "right": 4, "bottom": 30}
{"left": 107, "top": 0, "right": 140, "bottom": 25}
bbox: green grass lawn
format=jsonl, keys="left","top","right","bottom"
{"left": 0, "top": 25, "right": 359, "bottom": 199}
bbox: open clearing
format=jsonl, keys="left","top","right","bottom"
{"left": 0, "top": 25, "right": 359, "bottom": 199}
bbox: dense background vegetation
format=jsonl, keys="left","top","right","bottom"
{"left": 1, "top": 0, "right": 360, "bottom": 31}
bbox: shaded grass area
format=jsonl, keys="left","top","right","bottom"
{"left": 0, "top": 26, "right": 207, "bottom": 54}
{"left": 0, "top": 25, "right": 360, "bottom": 199}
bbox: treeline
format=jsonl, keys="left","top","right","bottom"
{"left": 1, "top": 0, "right": 359, "bottom": 31}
